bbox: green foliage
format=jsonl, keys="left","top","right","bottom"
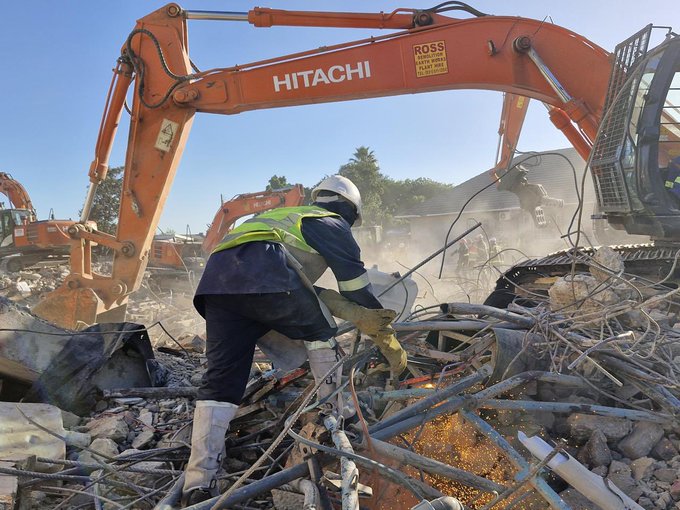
{"left": 338, "top": 147, "right": 387, "bottom": 225}
{"left": 85, "top": 166, "right": 123, "bottom": 235}
{"left": 382, "top": 177, "right": 454, "bottom": 220}
{"left": 265, "top": 148, "right": 452, "bottom": 225}
{"left": 338, "top": 147, "right": 452, "bottom": 226}
{"left": 266, "top": 175, "right": 291, "bottom": 191}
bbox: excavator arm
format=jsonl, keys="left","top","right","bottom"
{"left": 0, "top": 172, "right": 35, "bottom": 213}
{"left": 202, "top": 185, "right": 305, "bottom": 257}
{"left": 32, "top": 4, "right": 636, "bottom": 328}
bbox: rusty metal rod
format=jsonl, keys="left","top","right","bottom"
{"left": 370, "top": 366, "right": 491, "bottom": 434}
{"left": 460, "top": 410, "right": 570, "bottom": 510}
{"left": 360, "top": 437, "right": 506, "bottom": 494}
{"left": 480, "top": 399, "right": 672, "bottom": 423}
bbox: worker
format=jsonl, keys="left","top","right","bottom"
{"left": 182, "top": 175, "right": 407, "bottom": 505}
{"left": 664, "top": 156, "right": 680, "bottom": 198}
{"left": 488, "top": 237, "right": 504, "bottom": 267}
{"left": 472, "top": 234, "right": 489, "bottom": 266}
{"left": 455, "top": 238, "right": 470, "bottom": 273}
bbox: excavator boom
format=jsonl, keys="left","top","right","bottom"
{"left": 32, "top": 4, "right": 679, "bottom": 329}
{"left": 0, "top": 172, "right": 35, "bottom": 213}
{"left": 202, "top": 184, "right": 305, "bottom": 257}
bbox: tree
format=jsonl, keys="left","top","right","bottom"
{"left": 267, "top": 174, "right": 314, "bottom": 205}
{"left": 84, "top": 166, "right": 123, "bottom": 234}
{"left": 266, "top": 175, "right": 291, "bottom": 191}
{"left": 383, "top": 177, "right": 454, "bottom": 220}
{"left": 338, "top": 146, "right": 387, "bottom": 225}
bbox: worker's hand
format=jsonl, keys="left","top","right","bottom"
{"left": 319, "top": 289, "right": 397, "bottom": 336}
{"left": 370, "top": 331, "right": 408, "bottom": 376}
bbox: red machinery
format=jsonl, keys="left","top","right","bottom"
{"left": 145, "top": 185, "right": 304, "bottom": 278}
{"left": 32, "top": 5, "right": 680, "bottom": 327}
{"left": 0, "top": 172, "right": 76, "bottom": 272}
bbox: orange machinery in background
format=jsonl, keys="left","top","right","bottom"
{"left": 200, "top": 184, "right": 305, "bottom": 256}
{"left": 146, "top": 184, "right": 305, "bottom": 275}
{"left": 32, "top": 4, "right": 680, "bottom": 328}
{"left": 0, "top": 172, "right": 76, "bottom": 272}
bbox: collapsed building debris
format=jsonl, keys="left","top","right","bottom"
{"left": 2, "top": 245, "right": 680, "bottom": 510}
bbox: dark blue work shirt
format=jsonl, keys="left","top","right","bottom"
{"left": 194, "top": 210, "right": 382, "bottom": 312}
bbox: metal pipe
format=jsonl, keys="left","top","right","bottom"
{"left": 324, "top": 415, "right": 359, "bottom": 510}
{"left": 480, "top": 399, "right": 672, "bottom": 424}
{"left": 362, "top": 387, "right": 435, "bottom": 403}
{"left": 183, "top": 462, "right": 310, "bottom": 510}
{"left": 370, "top": 366, "right": 491, "bottom": 433}
{"left": 460, "top": 410, "right": 570, "bottom": 510}
{"left": 294, "top": 479, "right": 320, "bottom": 510}
{"left": 371, "top": 371, "right": 539, "bottom": 439}
{"left": 362, "top": 437, "right": 506, "bottom": 494}
{"left": 441, "top": 303, "right": 535, "bottom": 328}
{"left": 183, "top": 10, "right": 249, "bottom": 21}
{"left": 152, "top": 473, "right": 184, "bottom": 510}
{"left": 392, "top": 320, "right": 521, "bottom": 331}
{"left": 80, "top": 183, "right": 99, "bottom": 222}
{"left": 524, "top": 46, "right": 572, "bottom": 103}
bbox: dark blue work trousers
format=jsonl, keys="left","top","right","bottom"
{"left": 196, "top": 290, "right": 337, "bottom": 404}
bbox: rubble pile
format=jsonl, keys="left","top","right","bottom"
{"left": 2, "top": 248, "right": 680, "bottom": 509}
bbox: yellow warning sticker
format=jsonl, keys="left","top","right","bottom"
{"left": 413, "top": 41, "right": 448, "bottom": 78}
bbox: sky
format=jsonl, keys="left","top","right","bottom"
{"left": 0, "top": 1, "right": 676, "bottom": 234}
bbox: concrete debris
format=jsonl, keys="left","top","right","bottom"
{"left": 630, "top": 457, "right": 656, "bottom": 482}
{"left": 589, "top": 245, "right": 624, "bottom": 283}
{"left": 652, "top": 437, "right": 679, "bottom": 461}
{"left": 568, "top": 413, "right": 633, "bottom": 443}
{"left": 2, "top": 261, "right": 680, "bottom": 510}
{"left": 86, "top": 414, "right": 130, "bottom": 442}
{"left": 619, "top": 422, "right": 666, "bottom": 460}
{"left": 576, "top": 429, "right": 612, "bottom": 467}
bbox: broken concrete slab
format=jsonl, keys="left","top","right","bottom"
{"left": 0, "top": 402, "right": 72, "bottom": 470}
{"left": 86, "top": 414, "right": 129, "bottom": 442}
{"left": 577, "top": 429, "right": 612, "bottom": 467}
{"left": 77, "top": 438, "right": 119, "bottom": 465}
{"left": 630, "top": 456, "right": 655, "bottom": 481}
{"left": 0, "top": 462, "right": 17, "bottom": 510}
{"left": 607, "top": 460, "right": 644, "bottom": 500}
{"left": 567, "top": 413, "right": 633, "bottom": 443}
{"left": 651, "top": 437, "right": 678, "bottom": 461}
{"left": 618, "top": 422, "right": 665, "bottom": 460}
{"left": 0, "top": 296, "right": 164, "bottom": 414}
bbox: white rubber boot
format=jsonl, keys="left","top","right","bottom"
{"left": 182, "top": 400, "right": 238, "bottom": 505}
{"left": 306, "top": 342, "right": 343, "bottom": 414}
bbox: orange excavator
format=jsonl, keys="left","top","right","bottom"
{"left": 0, "top": 172, "right": 76, "bottom": 273}
{"left": 145, "top": 184, "right": 305, "bottom": 281}
{"left": 32, "top": 4, "right": 680, "bottom": 328}
{"left": 200, "top": 185, "right": 305, "bottom": 257}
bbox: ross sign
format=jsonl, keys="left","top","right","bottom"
{"left": 413, "top": 41, "right": 448, "bottom": 78}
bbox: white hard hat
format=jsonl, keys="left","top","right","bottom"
{"left": 311, "top": 175, "right": 363, "bottom": 226}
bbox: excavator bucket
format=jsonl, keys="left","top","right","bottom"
{"left": 32, "top": 287, "right": 126, "bottom": 331}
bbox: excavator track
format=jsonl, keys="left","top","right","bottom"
{"left": 485, "top": 244, "right": 680, "bottom": 308}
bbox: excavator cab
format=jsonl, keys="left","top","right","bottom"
{"left": 0, "top": 209, "right": 31, "bottom": 249}
{"left": 592, "top": 26, "right": 680, "bottom": 240}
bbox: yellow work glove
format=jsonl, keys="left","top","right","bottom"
{"left": 319, "top": 289, "right": 397, "bottom": 336}
{"left": 370, "top": 331, "right": 408, "bottom": 376}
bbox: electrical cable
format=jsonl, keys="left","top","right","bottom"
{"left": 123, "top": 28, "right": 195, "bottom": 109}
{"left": 425, "top": 1, "right": 488, "bottom": 17}
{"left": 437, "top": 151, "right": 557, "bottom": 279}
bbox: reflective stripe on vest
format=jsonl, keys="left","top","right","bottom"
{"left": 211, "top": 206, "right": 339, "bottom": 254}
{"left": 337, "top": 272, "right": 371, "bottom": 292}
{"left": 666, "top": 176, "right": 680, "bottom": 188}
